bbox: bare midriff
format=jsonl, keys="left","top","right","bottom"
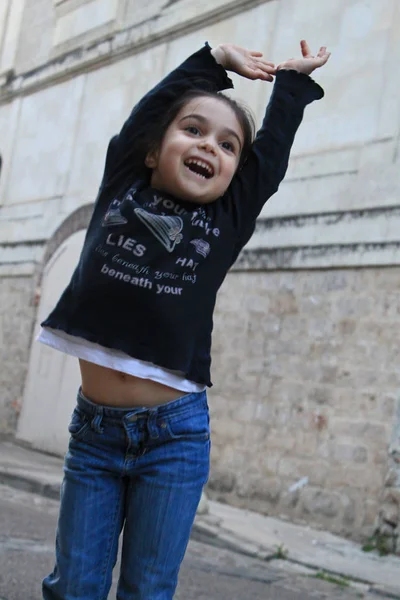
{"left": 79, "top": 359, "right": 185, "bottom": 407}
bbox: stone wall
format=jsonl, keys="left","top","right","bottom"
{"left": 208, "top": 267, "right": 400, "bottom": 539}
{"left": 0, "top": 274, "right": 36, "bottom": 434}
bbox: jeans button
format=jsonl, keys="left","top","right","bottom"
{"left": 128, "top": 415, "right": 138, "bottom": 422}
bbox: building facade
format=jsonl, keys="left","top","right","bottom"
{"left": 1, "top": 0, "right": 400, "bottom": 543}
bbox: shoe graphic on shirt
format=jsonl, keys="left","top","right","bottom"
{"left": 134, "top": 208, "right": 183, "bottom": 253}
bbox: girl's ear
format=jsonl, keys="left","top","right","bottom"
{"left": 145, "top": 150, "right": 158, "bottom": 169}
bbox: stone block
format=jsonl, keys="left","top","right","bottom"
{"left": 342, "top": 494, "right": 357, "bottom": 527}
{"left": 235, "top": 474, "right": 281, "bottom": 504}
{"left": 261, "top": 173, "right": 358, "bottom": 219}
{"left": 265, "top": 432, "right": 296, "bottom": 453}
{"left": 0, "top": 276, "right": 35, "bottom": 433}
{"left": 0, "top": 0, "right": 25, "bottom": 74}
{"left": 14, "top": 0, "right": 55, "bottom": 74}
{"left": 384, "top": 468, "right": 400, "bottom": 488}
{"left": 375, "top": 0, "right": 400, "bottom": 138}
{"left": 277, "top": 457, "right": 315, "bottom": 482}
{"left": 293, "top": 430, "right": 318, "bottom": 458}
{"left": 333, "top": 443, "right": 368, "bottom": 464}
{"left": 123, "top": 0, "right": 165, "bottom": 29}
{"left": 0, "top": 98, "right": 21, "bottom": 206}
{"left": 209, "top": 417, "right": 245, "bottom": 443}
{"left": 380, "top": 502, "right": 399, "bottom": 527}
{"left": 0, "top": 1, "right": 10, "bottom": 53}
{"left": 257, "top": 452, "right": 281, "bottom": 477}
{"left": 66, "top": 44, "right": 166, "bottom": 198}
{"left": 196, "top": 491, "right": 209, "bottom": 515}
{"left": 267, "top": 290, "right": 298, "bottom": 316}
{"left": 287, "top": 147, "right": 359, "bottom": 181}
{"left": 300, "top": 487, "right": 342, "bottom": 519}
{"left": 207, "top": 468, "right": 236, "bottom": 494}
{"left": 302, "top": 463, "right": 329, "bottom": 488}
{"left": 334, "top": 295, "right": 373, "bottom": 319}
{"left": 359, "top": 139, "right": 397, "bottom": 169}
{"left": 329, "top": 465, "right": 384, "bottom": 492}
{"left": 280, "top": 488, "right": 300, "bottom": 511}
{"left": 353, "top": 446, "right": 369, "bottom": 464}
{"left": 383, "top": 489, "right": 400, "bottom": 506}
{"left": 7, "top": 76, "right": 85, "bottom": 204}
{"left": 332, "top": 419, "right": 390, "bottom": 443}
{"left": 362, "top": 499, "right": 379, "bottom": 528}
{"left": 53, "top": 0, "right": 119, "bottom": 48}
{"left": 373, "top": 450, "right": 391, "bottom": 467}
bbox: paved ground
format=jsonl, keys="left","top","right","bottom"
{"left": 0, "top": 484, "right": 384, "bottom": 600}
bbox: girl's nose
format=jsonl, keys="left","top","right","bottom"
{"left": 199, "top": 140, "right": 217, "bottom": 155}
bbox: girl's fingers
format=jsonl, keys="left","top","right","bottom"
{"left": 300, "top": 39, "right": 312, "bottom": 57}
{"left": 259, "top": 73, "right": 274, "bottom": 81}
{"left": 243, "top": 65, "right": 260, "bottom": 79}
{"left": 255, "top": 62, "right": 276, "bottom": 73}
{"left": 251, "top": 58, "right": 275, "bottom": 68}
{"left": 317, "top": 46, "right": 327, "bottom": 57}
{"left": 250, "top": 51, "right": 263, "bottom": 57}
{"left": 319, "top": 52, "right": 331, "bottom": 64}
{"left": 254, "top": 60, "right": 276, "bottom": 71}
{"left": 247, "top": 66, "right": 274, "bottom": 81}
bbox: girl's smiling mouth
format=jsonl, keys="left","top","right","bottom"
{"left": 184, "top": 158, "right": 215, "bottom": 179}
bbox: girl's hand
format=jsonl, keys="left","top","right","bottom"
{"left": 212, "top": 43, "right": 276, "bottom": 82}
{"left": 277, "top": 40, "right": 331, "bottom": 75}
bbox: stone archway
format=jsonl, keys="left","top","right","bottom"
{"left": 17, "top": 205, "right": 93, "bottom": 455}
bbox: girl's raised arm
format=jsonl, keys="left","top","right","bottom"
{"left": 226, "top": 41, "right": 330, "bottom": 258}
{"left": 103, "top": 43, "right": 234, "bottom": 182}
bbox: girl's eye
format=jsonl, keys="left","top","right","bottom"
{"left": 185, "top": 126, "right": 200, "bottom": 135}
{"left": 221, "top": 141, "right": 235, "bottom": 152}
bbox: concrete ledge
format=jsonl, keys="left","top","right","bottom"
{"left": 195, "top": 501, "right": 400, "bottom": 595}
{"left": 234, "top": 242, "right": 400, "bottom": 270}
{"left": 0, "top": 262, "right": 37, "bottom": 276}
{"left": 0, "top": 469, "right": 61, "bottom": 500}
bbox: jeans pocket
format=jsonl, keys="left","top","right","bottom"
{"left": 165, "top": 409, "right": 210, "bottom": 442}
{"left": 68, "top": 407, "right": 91, "bottom": 440}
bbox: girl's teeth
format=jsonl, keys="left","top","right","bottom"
{"left": 185, "top": 159, "right": 213, "bottom": 177}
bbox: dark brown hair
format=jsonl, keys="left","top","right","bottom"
{"left": 133, "top": 88, "right": 256, "bottom": 180}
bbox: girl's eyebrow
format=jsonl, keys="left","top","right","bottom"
{"left": 179, "top": 114, "right": 242, "bottom": 150}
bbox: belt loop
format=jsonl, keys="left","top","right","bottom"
{"left": 91, "top": 408, "right": 104, "bottom": 433}
{"left": 146, "top": 409, "right": 159, "bottom": 439}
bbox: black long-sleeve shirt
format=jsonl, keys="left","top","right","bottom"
{"left": 42, "top": 43, "right": 324, "bottom": 386}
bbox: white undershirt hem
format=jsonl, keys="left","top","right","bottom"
{"left": 37, "top": 327, "right": 206, "bottom": 393}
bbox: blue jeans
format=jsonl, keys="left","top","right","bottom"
{"left": 43, "top": 388, "right": 210, "bottom": 600}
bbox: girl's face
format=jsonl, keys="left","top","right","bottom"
{"left": 146, "top": 97, "right": 244, "bottom": 204}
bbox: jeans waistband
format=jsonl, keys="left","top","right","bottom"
{"left": 77, "top": 387, "right": 207, "bottom": 421}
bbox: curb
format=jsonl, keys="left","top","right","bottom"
{"left": 191, "top": 521, "right": 272, "bottom": 559}
{"left": 370, "top": 588, "right": 400, "bottom": 600}
{"left": 192, "top": 519, "right": 400, "bottom": 600}
{"left": 0, "top": 470, "right": 61, "bottom": 501}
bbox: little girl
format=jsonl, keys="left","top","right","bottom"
{"left": 40, "top": 40, "right": 330, "bottom": 599}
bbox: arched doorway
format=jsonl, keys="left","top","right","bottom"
{"left": 17, "top": 229, "right": 86, "bottom": 455}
